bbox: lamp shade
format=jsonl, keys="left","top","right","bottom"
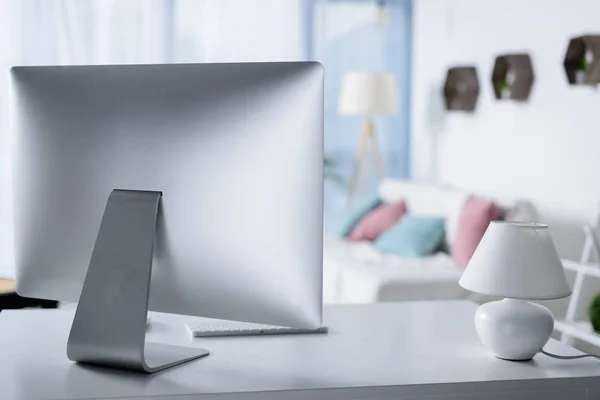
{"left": 459, "top": 222, "right": 571, "bottom": 300}
{"left": 338, "top": 71, "right": 399, "bottom": 116}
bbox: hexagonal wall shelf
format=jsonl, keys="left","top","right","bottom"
{"left": 491, "top": 53, "right": 534, "bottom": 101}
{"left": 443, "top": 66, "right": 479, "bottom": 112}
{"left": 563, "top": 35, "right": 600, "bottom": 86}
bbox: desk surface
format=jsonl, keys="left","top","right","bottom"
{"left": 1, "top": 301, "right": 599, "bottom": 400}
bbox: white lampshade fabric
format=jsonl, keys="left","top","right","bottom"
{"left": 337, "top": 71, "right": 399, "bottom": 116}
{"left": 459, "top": 222, "right": 571, "bottom": 300}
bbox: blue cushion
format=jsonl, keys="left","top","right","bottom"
{"left": 338, "top": 196, "right": 382, "bottom": 237}
{"left": 374, "top": 215, "right": 445, "bottom": 257}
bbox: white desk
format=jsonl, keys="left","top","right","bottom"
{"left": 1, "top": 301, "right": 600, "bottom": 400}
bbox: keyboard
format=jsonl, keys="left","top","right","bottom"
{"left": 186, "top": 319, "right": 328, "bottom": 338}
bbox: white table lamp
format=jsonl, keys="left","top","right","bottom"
{"left": 338, "top": 71, "right": 398, "bottom": 206}
{"left": 459, "top": 222, "right": 571, "bottom": 361}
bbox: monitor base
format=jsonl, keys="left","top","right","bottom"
{"left": 67, "top": 190, "right": 209, "bottom": 373}
{"left": 141, "top": 342, "right": 209, "bottom": 372}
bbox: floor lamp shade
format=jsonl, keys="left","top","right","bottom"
{"left": 338, "top": 71, "right": 399, "bottom": 206}
{"left": 459, "top": 222, "right": 571, "bottom": 300}
{"left": 338, "top": 71, "right": 399, "bottom": 116}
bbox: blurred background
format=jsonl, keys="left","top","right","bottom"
{"left": 0, "top": 0, "right": 411, "bottom": 264}
{"left": 3, "top": 0, "right": 600, "bottom": 353}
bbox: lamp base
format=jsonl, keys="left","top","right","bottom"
{"left": 474, "top": 298, "right": 554, "bottom": 361}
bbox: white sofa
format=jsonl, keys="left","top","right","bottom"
{"left": 323, "top": 179, "right": 540, "bottom": 304}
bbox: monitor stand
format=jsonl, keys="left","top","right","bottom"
{"left": 66, "top": 189, "right": 209, "bottom": 373}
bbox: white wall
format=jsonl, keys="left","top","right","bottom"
{"left": 411, "top": 0, "right": 600, "bottom": 259}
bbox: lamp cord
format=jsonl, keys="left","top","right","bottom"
{"left": 541, "top": 349, "right": 600, "bottom": 360}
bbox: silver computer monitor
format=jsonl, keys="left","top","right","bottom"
{"left": 10, "top": 62, "right": 324, "bottom": 372}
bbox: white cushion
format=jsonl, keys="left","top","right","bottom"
{"left": 323, "top": 235, "right": 467, "bottom": 303}
{"left": 378, "top": 179, "right": 468, "bottom": 245}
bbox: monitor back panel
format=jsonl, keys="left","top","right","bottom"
{"left": 10, "top": 62, "right": 324, "bottom": 328}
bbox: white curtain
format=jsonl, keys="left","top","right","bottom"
{"left": 172, "top": 0, "right": 307, "bottom": 63}
{"left": 0, "top": 0, "right": 308, "bottom": 278}
{"left": 0, "top": 1, "right": 19, "bottom": 278}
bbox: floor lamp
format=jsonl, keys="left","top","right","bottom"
{"left": 338, "top": 71, "right": 399, "bottom": 207}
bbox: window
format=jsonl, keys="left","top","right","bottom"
{"left": 313, "top": 0, "right": 412, "bottom": 232}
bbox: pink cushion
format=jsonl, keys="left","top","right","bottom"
{"left": 452, "top": 196, "right": 502, "bottom": 267}
{"left": 348, "top": 201, "right": 407, "bottom": 242}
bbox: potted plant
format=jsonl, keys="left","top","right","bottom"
{"left": 575, "top": 49, "right": 592, "bottom": 85}
{"left": 499, "top": 69, "right": 515, "bottom": 99}
{"left": 499, "top": 79, "right": 511, "bottom": 99}
{"left": 589, "top": 294, "right": 600, "bottom": 332}
{"left": 324, "top": 156, "right": 344, "bottom": 187}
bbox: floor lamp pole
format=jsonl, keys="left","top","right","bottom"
{"left": 347, "top": 118, "right": 385, "bottom": 207}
